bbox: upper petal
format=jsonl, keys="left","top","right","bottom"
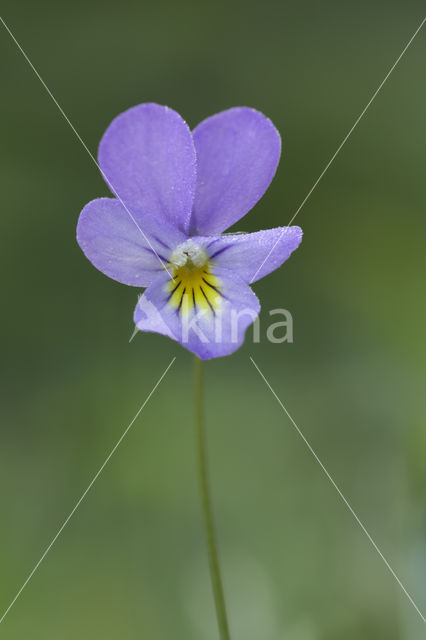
{"left": 194, "top": 226, "right": 303, "bottom": 284}
{"left": 98, "top": 103, "right": 197, "bottom": 233}
{"left": 134, "top": 267, "right": 260, "bottom": 359}
{"left": 190, "top": 107, "right": 281, "bottom": 235}
{"left": 77, "top": 197, "right": 186, "bottom": 287}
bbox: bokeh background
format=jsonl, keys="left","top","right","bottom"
{"left": 1, "top": 1, "right": 425, "bottom": 638}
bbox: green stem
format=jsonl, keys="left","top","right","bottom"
{"left": 194, "top": 356, "right": 230, "bottom": 640}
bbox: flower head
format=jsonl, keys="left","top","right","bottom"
{"left": 77, "top": 103, "right": 302, "bottom": 359}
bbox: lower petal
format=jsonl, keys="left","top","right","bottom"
{"left": 134, "top": 267, "right": 260, "bottom": 359}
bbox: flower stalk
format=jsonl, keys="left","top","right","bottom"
{"left": 194, "top": 356, "right": 230, "bottom": 639}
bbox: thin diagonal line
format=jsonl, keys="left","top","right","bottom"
{"left": 250, "top": 16, "right": 426, "bottom": 284}
{"left": 0, "top": 357, "right": 176, "bottom": 626}
{"left": 250, "top": 356, "right": 426, "bottom": 624}
{"left": 0, "top": 15, "right": 172, "bottom": 278}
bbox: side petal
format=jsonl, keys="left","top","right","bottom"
{"left": 190, "top": 107, "right": 281, "bottom": 235}
{"left": 98, "top": 103, "right": 197, "bottom": 233}
{"left": 77, "top": 198, "right": 186, "bottom": 287}
{"left": 134, "top": 267, "right": 260, "bottom": 359}
{"left": 194, "top": 226, "right": 303, "bottom": 284}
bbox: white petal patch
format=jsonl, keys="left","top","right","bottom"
{"left": 170, "top": 239, "right": 207, "bottom": 268}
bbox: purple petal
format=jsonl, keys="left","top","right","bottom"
{"left": 134, "top": 267, "right": 260, "bottom": 359}
{"left": 190, "top": 107, "right": 281, "bottom": 235}
{"left": 194, "top": 226, "right": 303, "bottom": 284}
{"left": 98, "top": 103, "right": 197, "bottom": 233}
{"left": 132, "top": 293, "right": 174, "bottom": 340}
{"left": 77, "top": 198, "right": 186, "bottom": 287}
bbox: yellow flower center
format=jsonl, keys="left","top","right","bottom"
{"left": 166, "top": 240, "right": 222, "bottom": 315}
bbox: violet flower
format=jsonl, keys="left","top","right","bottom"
{"left": 77, "top": 103, "right": 302, "bottom": 359}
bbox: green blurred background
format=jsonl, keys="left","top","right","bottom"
{"left": 1, "top": 1, "right": 425, "bottom": 637}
